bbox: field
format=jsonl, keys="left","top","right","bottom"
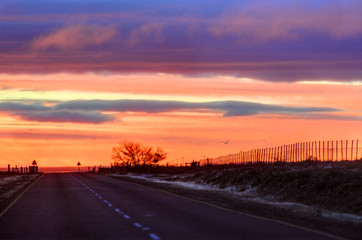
{"left": 110, "top": 160, "right": 362, "bottom": 239}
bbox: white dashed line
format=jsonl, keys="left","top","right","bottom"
{"left": 133, "top": 222, "right": 142, "bottom": 228}
{"left": 70, "top": 174, "right": 160, "bottom": 239}
{"left": 149, "top": 233, "right": 160, "bottom": 240}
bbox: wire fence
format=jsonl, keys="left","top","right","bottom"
{"left": 200, "top": 139, "right": 362, "bottom": 166}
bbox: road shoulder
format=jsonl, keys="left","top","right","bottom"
{"left": 0, "top": 173, "right": 42, "bottom": 218}
{"left": 110, "top": 174, "right": 360, "bottom": 240}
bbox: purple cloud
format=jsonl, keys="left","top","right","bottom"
{"left": 0, "top": 99, "right": 359, "bottom": 123}
{"left": 210, "top": 1, "right": 362, "bottom": 41}
{"left": 0, "top": 102, "right": 114, "bottom": 124}
{"left": 1, "top": 0, "right": 362, "bottom": 82}
{"left": 18, "top": 110, "right": 115, "bottom": 124}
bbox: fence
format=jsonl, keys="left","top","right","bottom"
{"left": 200, "top": 139, "right": 362, "bottom": 166}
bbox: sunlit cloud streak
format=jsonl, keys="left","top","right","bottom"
{"left": 0, "top": 131, "right": 104, "bottom": 140}
{"left": 32, "top": 24, "right": 118, "bottom": 50}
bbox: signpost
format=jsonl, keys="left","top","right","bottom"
{"left": 77, "top": 162, "right": 81, "bottom": 173}
{"left": 29, "top": 160, "right": 38, "bottom": 173}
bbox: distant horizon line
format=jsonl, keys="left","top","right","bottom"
{"left": 0, "top": 166, "right": 99, "bottom": 173}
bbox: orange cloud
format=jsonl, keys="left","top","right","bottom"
{"left": 32, "top": 24, "right": 117, "bottom": 50}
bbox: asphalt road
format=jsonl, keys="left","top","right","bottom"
{"left": 0, "top": 173, "right": 333, "bottom": 240}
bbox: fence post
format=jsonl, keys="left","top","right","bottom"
{"left": 356, "top": 140, "right": 359, "bottom": 161}
{"left": 351, "top": 140, "right": 354, "bottom": 161}
{"left": 323, "top": 141, "right": 325, "bottom": 161}
{"left": 327, "top": 141, "right": 329, "bottom": 161}
{"left": 341, "top": 140, "right": 344, "bottom": 161}
{"left": 331, "top": 141, "right": 334, "bottom": 162}
{"left": 346, "top": 140, "right": 348, "bottom": 161}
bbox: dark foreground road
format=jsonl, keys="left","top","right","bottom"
{"left": 0, "top": 173, "right": 333, "bottom": 240}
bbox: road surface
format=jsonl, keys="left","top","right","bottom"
{"left": 0, "top": 173, "right": 332, "bottom": 239}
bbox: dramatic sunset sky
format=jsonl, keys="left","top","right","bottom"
{"left": 0, "top": 0, "right": 361, "bottom": 168}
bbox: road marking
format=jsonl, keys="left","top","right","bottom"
{"left": 133, "top": 222, "right": 142, "bottom": 228}
{"left": 70, "top": 174, "right": 162, "bottom": 239}
{"left": 149, "top": 233, "right": 160, "bottom": 240}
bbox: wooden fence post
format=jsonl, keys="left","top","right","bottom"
{"left": 341, "top": 140, "right": 344, "bottom": 161}
{"left": 351, "top": 140, "right": 354, "bottom": 161}
{"left": 323, "top": 141, "right": 325, "bottom": 161}
{"left": 356, "top": 140, "right": 359, "bottom": 161}
{"left": 327, "top": 141, "right": 329, "bottom": 161}
{"left": 331, "top": 141, "right": 334, "bottom": 162}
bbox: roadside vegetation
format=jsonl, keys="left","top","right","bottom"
{"left": 153, "top": 161, "right": 362, "bottom": 215}
{"left": 109, "top": 160, "right": 362, "bottom": 239}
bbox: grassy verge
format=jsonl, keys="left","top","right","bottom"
{"left": 109, "top": 161, "right": 362, "bottom": 240}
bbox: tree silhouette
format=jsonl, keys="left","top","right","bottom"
{"left": 111, "top": 141, "right": 166, "bottom": 172}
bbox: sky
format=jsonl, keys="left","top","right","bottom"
{"left": 0, "top": 0, "right": 361, "bottom": 168}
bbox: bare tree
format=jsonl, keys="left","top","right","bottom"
{"left": 111, "top": 141, "right": 166, "bottom": 173}
{"left": 141, "top": 146, "right": 166, "bottom": 166}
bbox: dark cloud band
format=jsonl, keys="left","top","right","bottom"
{"left": 0, "top": 99, "right": 349, "bottom": 124}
